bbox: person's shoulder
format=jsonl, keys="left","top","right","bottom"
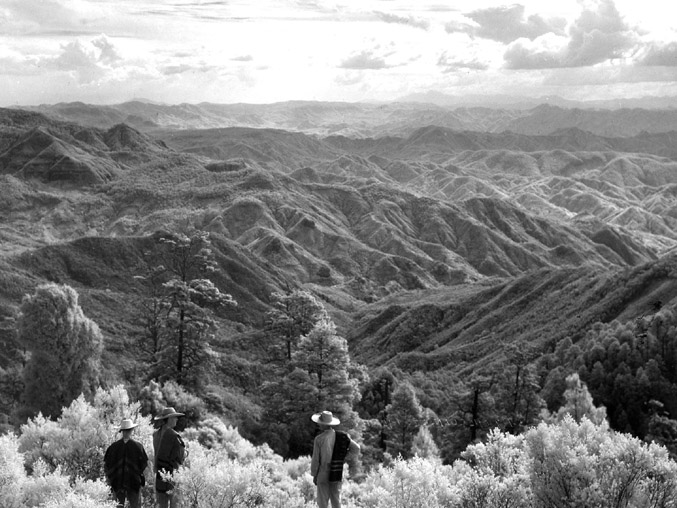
{"left": 107, "top": 438, "right": 123, "bottom": 448}
{"left": 105, "top": 438, "right": 122, "bottom": 454}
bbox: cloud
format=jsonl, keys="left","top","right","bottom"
{"left": 91, "top": 35, "right": 121, "bottom": 64}
{"left": 504, "top": 0, "right": 638, "bottom": 69}
{"left": 464, "top": 4, "right": 566, "bottom": 43}
{"left": 31, "top": 35, "right": 127, "bottom": 83}
{"left": 542, "top": 64, "right": 677, "bottom": 87}
{"left": 231, "top": 54, "right": 254, "bottom": 62}
{"left": 161, "top": 63, "right": 217, "bottom": 75}
{"left": 437, "top": 51, "right": 488, "bottom": 72}
{"left": 444, "top": 19, "right": 476, "bottom": 36}
{"left": 1, "top": 0, "right": 82, "bottom": 35}
{"left": 503, "top": 34, "right": 569, "bottom": 70}
{"left": 339, "top": 50, "right": 390, "bottom": 70}
{"left": 636, "top": 42, "right": 677, "bottom": 67}
{"left": 375, "top": 11, "right": 429, "bottom": 30}
{"left": 335, "top": 71, "right": 366, "bottom": 87}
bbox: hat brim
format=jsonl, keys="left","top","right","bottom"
{"left": 311, "top": 413, "right": 340, "bottom": 425}
{"left": 119, "top": 424, "right": 138, "bottom": 431}
{"left": 154, "top": 412, "right": 185, "bottom": 420}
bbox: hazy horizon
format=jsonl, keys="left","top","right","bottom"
{"left": 2, "top": 0, "right": 677, "bottom": 107}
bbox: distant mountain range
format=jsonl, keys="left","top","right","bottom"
{"left": 18, "top": 98, "right": 677, "bottom": 138}
{"left": 396, "top": 91, "right": 677, "bottom": 110}
{"left": 1, "top": 99, "right": 677, "bottom": 404}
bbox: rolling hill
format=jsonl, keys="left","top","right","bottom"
{"left": 2, "top": 100, "right": 677, "bottom": 446}
{"left": 21, "top": 99, "right": 677, "bottom": 138}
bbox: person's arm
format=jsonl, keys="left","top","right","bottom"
{"left": 164, "top": 431, "right": 186, "bottom": 469}
{"left": 139, "top": 443, "right": 149, "bottom": 472}
{"left": 103, "top": 444, "right": 114, "bottom": 483}
{"left": 310, "top": 436, "right": 321, "bottom": 479}
{"left": 346, "top": 437, "right": 362, "bottom": 479}
{"left": 346, "top": 437, "right": 360, "bottom": 461}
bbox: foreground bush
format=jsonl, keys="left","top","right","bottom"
{"left": 0, "top": 433, "right": 115, "bottom": 508}
{"left": 347, "top": 416, "right": 677, "bottom": 508}
{"left": 6, "top": 389, "right": 677, "bottom": 508}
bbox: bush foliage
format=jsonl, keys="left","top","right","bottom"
{"left": 4, "top": 386, "right": 677, "bottom": 508}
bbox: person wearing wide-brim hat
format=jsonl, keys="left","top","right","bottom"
{"left": 104, "top": 418, "right": 148, "bottom": 508}
{"left": 310, "top": 410, "right": 360, "bottom": 508}
{"left": 153, "top": 408, "right": 186, "bottom": 508}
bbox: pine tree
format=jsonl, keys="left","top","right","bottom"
{"left": 262, "top": 315, "right": 362, "bottom": 458}
{"left": 17, "top": 283, "right": 103, "bottom": 418}
{"left": 384, "top": 381, "right": 425, "bottom": 459}
{"left": 137, "top": 230, "right": 236, "bottom": 390}
{"left": 265, "top": 290, "right": 327, "bottom": 362}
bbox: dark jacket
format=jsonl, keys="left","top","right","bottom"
{"left": 104, "top": 438, "right": 148, "bottom": 492}
{"left": 153, "top": 427, "right": 186, "bottom": 492}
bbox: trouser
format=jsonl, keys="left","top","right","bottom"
{"left": 156, "top": 489, "right": 179, "bottom": 508}
{"left": 113, "top": 488, "right": 141, "bottom": 508}
{"left": 316, "top": 481, "right": 342, "bottom": 508}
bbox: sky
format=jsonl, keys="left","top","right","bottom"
{"left": 2, "top": 0, "right": 677, "bottom": 105}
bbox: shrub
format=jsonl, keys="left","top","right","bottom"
{"left": 174, "top": 442, "right": 270, "bottom": 508}
{"left": 356, "top": 456, "right": 457, "bottom": 508}
{"left": 0, "top": 434, "right": 116, "bottom": 508}
{"left": 19, "top": 386, "right": 154, "bottom": 483}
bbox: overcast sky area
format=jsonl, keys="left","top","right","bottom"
{"left": 2, "top": 0, "right": 677, "bottom": 106}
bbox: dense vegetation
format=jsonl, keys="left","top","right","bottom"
{"left": 2, "top": 106, "right": 677, "bottom": 505}
{"left": 2, "top": 246, "right": 677, "bottom": 506}
{"left": 3, "top": 383, "right": 677, "bottom": 508}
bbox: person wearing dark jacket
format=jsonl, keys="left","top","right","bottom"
{"left": 310, "top": 410, "right": 360, "bottom": 508}
{"left": 153, "top": 407, "right": 186, "bottom": 508}
{"left": 104, "top": 418, "right": 149, "bottom": 508}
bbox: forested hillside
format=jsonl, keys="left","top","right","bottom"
{"left": 1, "top": 101, "right": 677, "bottom": 506}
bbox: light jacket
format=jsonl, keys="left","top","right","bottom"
{"left": 311, "top": 429, "right": 360, "bottom": 483}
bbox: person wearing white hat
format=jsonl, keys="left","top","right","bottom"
{"left": 310, "top": 410, "right": 360, "bottom": 508}
{"left": 104, "top": 418, "right": 149, "bottom": 508}
{"left": 153, "top": 407, "right": 186, "bottom": 508}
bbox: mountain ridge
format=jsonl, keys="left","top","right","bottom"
{"left": 19, "top": 99, "right": 677, "bottom": 138}
{"left": 2, "top": 103, "right": 677, "bottom": 448}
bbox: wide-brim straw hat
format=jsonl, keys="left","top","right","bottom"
{"left": 119, "top": 418, "right": 138, "bottom": 431}
{"left": 311, "top": 410, "right": 340, "bottom": 426}
{"left": 154, "top": 407, "right": 185, "bottom": 420}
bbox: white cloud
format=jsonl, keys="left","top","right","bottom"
{"left": 464, "top": 4, "right": 566, "bottom": 43}
{"left": 232, "top": 54, "right": 254, "bottom": 62}
{"left": 635, "top": 42, "right": 677, "bottom": 67}
{"left": 375, "top": 11, "right": 430, "bottom": 30}
{"left": 339, "top": 50, "right": 391, "bottom": 70}
{"left": 39, "top": 35, "right": 128, "bottom": 83}
{"left": 504, "top": 0, "right": 638, "bottom": 69}
{"left": 1, "top": 0, "right": 677, "bottom": 105}
{"left": 437, "top": 51, "right": 489, "bottom": 72}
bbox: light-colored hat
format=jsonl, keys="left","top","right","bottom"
{"left": 311, "top": 410, "right": 340, "bottom": 426}
{"left": 119, "top": 418, "right": 138, "bottom": 432}
{"left": 154, "top": 407, "right": 185, "bottom": 420}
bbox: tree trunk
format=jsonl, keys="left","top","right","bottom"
{"left": 177, "top": 308, "right": 185, "bottom": 383}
